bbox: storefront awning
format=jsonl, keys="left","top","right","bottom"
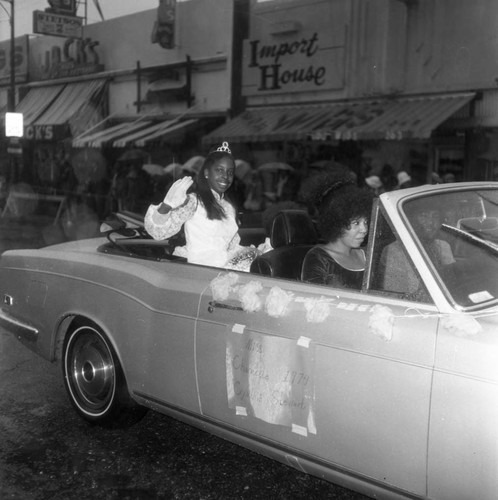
{"left": 108, "top": 118, "right": 198, "bottom": 148}
{"left": 72, "top": 119, "right": 153, "bottom": 148}
{"left": 133, "top": 118, "right": 198, "bottom": 147}
{"left": 203, "top": 93, "right": 475, "bottom": 144}
{"left": 16, "top": 85, "right": 65, "bottom": 126}
{"left": 112, "top": 119, "right": 178, "bottom": 148}
{"left": 35, "top": 79, "right": 106, "bottom": 127}
{"left": 22, "top": 79, "right": 108, "bottom": 140}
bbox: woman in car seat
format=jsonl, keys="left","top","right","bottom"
{"left": 301, "top": 177, "right": 374, "bottom": 289}
{"left": 145, "top": 142, "right": 268, "bottom": 270}
{"left": 379, "top": 199, "right": 455, "bottom": 297}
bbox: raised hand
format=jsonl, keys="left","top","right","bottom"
{"left": 163, "top": 176, "right": 193, "bottom": 208}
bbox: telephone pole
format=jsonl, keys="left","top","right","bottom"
{"left": 8, "top": 0, "right": 14, "bottom": 112}
{"left": 0, "top": 0, "right": 15, "bottom": 111}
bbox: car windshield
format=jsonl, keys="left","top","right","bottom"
{"left": 402, "top": 188, "right": 498, "bottom": 309}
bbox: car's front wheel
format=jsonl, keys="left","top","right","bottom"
{"left": 62, "top": 321, "right": 146, "bottom": 427}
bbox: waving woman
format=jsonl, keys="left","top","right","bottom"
{"left": 145, "top": 142, "right": 265, "bottom": 270}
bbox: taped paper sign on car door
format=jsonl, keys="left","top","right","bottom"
{"left": 226, "top": 329, "right": 316, "bottom": 436}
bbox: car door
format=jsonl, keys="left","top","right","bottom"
{"left": 127, "top": 261, "right": 219, "bottom": 414}
{"left": 428, "top": 315, "right": 498, "bottom": 500}
{"left": 195, "top": 268, "right": 438, "bottom": 496}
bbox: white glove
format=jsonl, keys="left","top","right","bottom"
{"left": 257, "top": 237, "right": 273, "bottom": 254}
{"left": 163, "top": 177, "right": 193, "bottom": 208}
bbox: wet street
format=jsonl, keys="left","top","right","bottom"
{"left": 0, "top": 329, "right": 368, "bottom": 500}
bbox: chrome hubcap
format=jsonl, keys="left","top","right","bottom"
{"left": 67, "top": 328, "right": 115, "bottom": 413}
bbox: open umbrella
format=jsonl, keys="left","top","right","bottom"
{"left": 163, "top": 162, "right": 183, "bottom": 177}
{"left": 257, "top": 162, "right": 294, "bottom": 172}
{"left": 182, "top": 155, "right": 205, "bottom": 174}
{"left": 235, "top": 159, "right": 252, "bottom": 181}
{"left": 142, "top": 163, "right": 166, "bottom": 176}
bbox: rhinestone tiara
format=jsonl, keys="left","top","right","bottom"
{"left": 216, "top": 141, "right": 231, "bottom": 154}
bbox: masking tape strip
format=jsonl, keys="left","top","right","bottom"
{"left": 232, "top": 323, "right": 246, "bottom": 334}
{"left": 297, "top": 336, "right": 311, "bottom": 348}
{"left": 292, "top": 424, "right": 308, "bottom": 437}
{"left": 235, "top": 406, "right": 247, "bottom": 416}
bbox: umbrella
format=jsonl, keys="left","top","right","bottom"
{"left": 163, "top": 162, "right": 183, "bottom": 177}
{"left": 257, "top": 162, "right": 294, "bottom": 172}
{"left": 235, "top": 159, "right": 252, "bottom": 181}
{"left": 142, "top": 164, "right": 166, "bottom": 176}
{"left": 118, "top": 149, "right": 147, "bottom": 163}
{"left": 182, "top": 155, "right": 205, "bottom": 174}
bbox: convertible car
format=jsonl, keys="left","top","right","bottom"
{"left": 1, "top": 182, "right": 497, "bottom": 500}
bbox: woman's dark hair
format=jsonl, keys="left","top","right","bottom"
{"left": 192, "top": 149, "right": 235, "bottom": 220}
{"left": 312, "top": 174, "right": 374, "bottom": 242}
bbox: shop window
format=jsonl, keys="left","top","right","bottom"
{"left": 435, "top": 145, "right": 464, "bottom": 183}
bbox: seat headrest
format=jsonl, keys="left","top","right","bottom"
{"left": 270, "top": 210, "right": 318, "bottom": 248}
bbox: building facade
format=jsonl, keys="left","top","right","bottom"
{"left": 2, "top": 0, "right": 498, "bottom": 221}
{"left": 1, "top": 0, "right": 245, "bottom": 205}
{"left": 205, "top": 0, "right": 498, "bottom": 186}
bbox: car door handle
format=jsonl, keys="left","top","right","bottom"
{"left": 208, "top": 301, "right": 244, "bottom": 313}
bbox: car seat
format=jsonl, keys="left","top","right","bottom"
{"left": 250, "top": 209, "right": 318, "bottom": 279}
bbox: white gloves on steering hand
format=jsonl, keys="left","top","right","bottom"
{"left": 163, "top": 176, "right": 193, "bottom": 209}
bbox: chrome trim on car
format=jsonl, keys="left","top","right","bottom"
{"left": 0, "top": 308, "right": 39, "bottom": 343}
{"left": 208, "top": 300, "right": 244, "bottom": 313}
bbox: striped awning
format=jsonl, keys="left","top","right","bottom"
{"left": 113, "top": 119, "right": 178, "bottom": 148}
{"left": 110, "top": 118, "right": 198, "bottom": 148}
{"left": 72, "top": 120, "right": 153, "bottom": 148}
{"left": 203, "top": 93, "right": 475, "bottom": 144}
{"left": 16, "top": 85, "right": 65, "bottom": 126}
{"left": 19, "top": 79, "right": 108, "bottom": 139}
{"left": 133, "top": 119, "right": 198, "bottom": 147}
{"left": 35, "top": 79, "right": 106, "bottom": 127}
{"left": 73, "top": 117, "right": 198, "bottom": 148}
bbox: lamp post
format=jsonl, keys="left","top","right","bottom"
{"left": 0, "top": 0, "right": 14, "bottom": 112}
{"left": 8, "top": 0, "right": 14, "bottom": 112}
{"left": 0, "top": 0, "right": 17, "bottom": 189}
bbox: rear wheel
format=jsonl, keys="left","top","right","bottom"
{"left": 62, "top": 322, "right": 146, "bottom": 427}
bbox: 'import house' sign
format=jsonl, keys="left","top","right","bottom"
{"left": 242, "top": 28, "right": 345, "bottom": 97}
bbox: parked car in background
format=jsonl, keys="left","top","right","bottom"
{"left": 1, "top": 182, "right": 497, "bottom": 500}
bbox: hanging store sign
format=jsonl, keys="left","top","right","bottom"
{"left": 33, "top": 10, "right": 83, "bottom": 38}
{"left": 151, "top": 0, "right": 176, "bottom": 49}
{"left": 242, "top": 29, "right": 345, "bottom": 96}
